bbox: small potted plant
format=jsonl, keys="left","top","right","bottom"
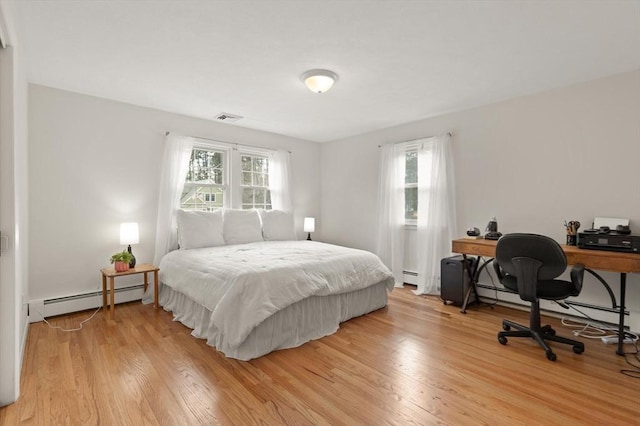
{"left": 110, "top": 250, "right": 133, "bottom": 272}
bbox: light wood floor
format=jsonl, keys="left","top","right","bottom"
{"left": 1, "top": 286, "right": 639, "bottom": 425}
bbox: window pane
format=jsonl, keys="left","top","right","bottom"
{"left": 212, "top": 152, "right": 222, "bottom": 168}
{"left": 405, "top": 151, "right": 417, "bottom": 184}
{"left": 242, "top": 188, "right": 253, "bottom": 205}
{"left": 255, "top": 189, "right": 265, "bottom": 204}
{"left": 242, "top": 187, "right": 256, "bottom": 209}
{"left": 241, "top": 155, "right": 252, "bottom": 171}
{"left": 405, "top": 187, "right": 417, "bottom": 220}
{"left": 186, "top": 149, "right": 224, "bottom": 184}
{"left": 240, "top": 153, "right": 271, "bottom": 209}
{"left": 180, "top": 186, "right": 224, "bottom": 211}
{"left": 242, "top": 171, "right": 252, "bottom": 185}
{"left": 255, "top": 173, "right": 267, "bottom": 187}
{"left": 253, "top": 157, "right": 266, "bottom": 173}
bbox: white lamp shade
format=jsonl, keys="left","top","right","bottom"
{"left": 120, "top": 222, "right": 139, "bottom": 245}
{"left": 303, "top": 217, "right": 316, "bottom": 233}
{"left": 301, "top": 69, "right": 338, "bottom": 94}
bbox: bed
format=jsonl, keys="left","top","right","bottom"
{"left": 156, "top": 209, "right": 395, "bottom": 361}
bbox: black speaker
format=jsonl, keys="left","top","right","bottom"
{"left": 441, "top": 255, "right": 476, "bottom": 306}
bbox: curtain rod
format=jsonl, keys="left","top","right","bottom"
{"left": 165, "top": 131, "right": 292, "bottom": 153}
{"left": 377, "top": 132, "right": 452, "bottom": 148}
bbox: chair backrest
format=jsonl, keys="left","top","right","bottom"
{"left": 495, "top": 233, "right": 567, "bottom": 281}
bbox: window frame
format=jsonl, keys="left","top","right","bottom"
{"left": 404, "top": 144, "right": 418, "bottom": 227}
{"left": 180, "top": 144, "right": 231, "bottom": 211}
{"left": 180, "top": 140, "right": 275, "bottom": 211}
{"left": 239, "top": 151, "right": 272, "bottom": 210}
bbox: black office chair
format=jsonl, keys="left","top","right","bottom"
{"left": 493, "top": 233, "right": 585, "bottom": 361}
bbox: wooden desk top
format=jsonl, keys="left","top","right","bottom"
{"left": 100, "top": 263, "right": 159, "bottom": 278}
{"left": 452, "top": 238, "right": 640, "bottom": 274}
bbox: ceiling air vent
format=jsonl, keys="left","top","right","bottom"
{"left": 214, "top": 112, "right": 243, "bottom": 123}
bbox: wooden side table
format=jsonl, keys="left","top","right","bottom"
{"left": 100, "top": 263, "right": 159, "bottom": 320}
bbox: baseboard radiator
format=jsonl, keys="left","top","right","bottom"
{"left": 29, "top": 285, "right": 144, "bottom": 323}
{"left": 403, "top": 270, "right": 418, "bottom": 285}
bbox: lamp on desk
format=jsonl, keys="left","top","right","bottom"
{"left": 304, "top": 217, "right": 315, "bottom": 241}
{"left": 120, "top": 222, "right": 139, "bottom": 268}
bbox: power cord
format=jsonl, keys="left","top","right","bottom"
{"left": 38, "top": 283, "right": 104, "bottom": 332}
{"left": 561, "top": 316, "right": 623, "bottom": 340}
{"left": 559, "top": 303, "right": 640, "bottom": 378}
{"left": 560, "top": 304, "right": 639, "bottom": 342}
{"left": 41, "top": 305, "right": 102, "bottom": 332}
{"left": 559, "top": 305, "right": 619, "bottom": 340}
{"left": 479, "top": 257, "right": 499, "bottom": 307}
{"left": 621, "top": 341, "right": 640, "bottom": 378}
{"left": 476, "top": 257, "right": 499, "bottom": 309}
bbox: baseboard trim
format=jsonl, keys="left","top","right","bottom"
{"left": 474, "top": 293, "right": 631, "bottom": 332}
{"left": 20, "top": 317, "right": 28, "bottom": 376}
{"left": 29, "top": 285, "right": 144, "bottom": 322}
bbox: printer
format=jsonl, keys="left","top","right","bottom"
{"left": 577, "top": 231, "right": 640, "bottom": 253}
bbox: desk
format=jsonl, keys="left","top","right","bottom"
{"left": 452, "top": 238, "right": 640, "bottom": 355}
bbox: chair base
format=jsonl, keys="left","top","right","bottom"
{"left": 497, "top": 319, "right": 585, "bottom": 361}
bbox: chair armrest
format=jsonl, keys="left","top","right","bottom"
{"left": 493, "top": 259, "right": 504, "bottom": 281}
{"left": 512, "top": 256, "right": 543, "bottom": 303}
{"left": 570, "top": 263, "right": 585, "bottom": 296}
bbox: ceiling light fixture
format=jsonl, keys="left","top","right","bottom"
{"left": 301, "top": 69, "right": 338, "bottom": 94}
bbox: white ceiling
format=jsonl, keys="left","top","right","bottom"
{"left": 11, "top": 1, "right": 640, "bottom": 143}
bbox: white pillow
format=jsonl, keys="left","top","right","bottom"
{"left": 223, "top": 209, "right": 264, "bottom": 245}
{"left": 176, "top": 209, "right": 225, "bottom": 250}
{"left": 260, "top": 210, "right": 296, "bottom": 241}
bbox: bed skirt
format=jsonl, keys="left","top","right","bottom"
{"left": 159, "top": 281, "right": 389, "bottom": 361}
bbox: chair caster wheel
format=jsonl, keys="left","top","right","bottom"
{"left": 498, "top": 336, "right": 508, "bottom": 345}
{"left": 573, "top": 346, "right": 584, "bottom": 354}
{"left": 502, "top": 324, "right": 511, "bottom": 331}
{"left": 546, "top": 352, "right": 557, "bottom": 361}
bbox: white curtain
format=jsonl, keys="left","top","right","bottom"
{"left": 152, "top": 133, "right": 194, "bottom": 266}
{"left": 269, "top": 149, "right": 293, "bottom": 212}
{"left": 141, "top": 133, "right": 194, "bottom": 303}
{"left": 375, "top": 143, "right": 407, "bottom": 287}
{"left": 144, "top": 133, "right": 193, "bottom": 302}
{"left": 415, "top": 133, "right": 457, "bottom": 295}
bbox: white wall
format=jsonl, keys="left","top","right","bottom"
{"left": 321, "top": 70, "right": 640, "bottom": 331}
{"left": 0, "top": 0, "right": 29, "bottom": 406}
{"left": 28, "top": 84, "right": 321, "bottom": 303}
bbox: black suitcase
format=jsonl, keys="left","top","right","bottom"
{"left": 441, "top": 255, "right": 477, "bottom": 305}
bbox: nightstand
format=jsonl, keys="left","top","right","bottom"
{"left": 100, "top": 263, "right": 159, "bottom": 320}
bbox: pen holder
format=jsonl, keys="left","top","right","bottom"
{"left": 566, "top": 234, "right": 577, "bottom": 246}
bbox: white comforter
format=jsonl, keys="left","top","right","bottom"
{"left": 159, "top": 241, "right": 394, "bottom": 349}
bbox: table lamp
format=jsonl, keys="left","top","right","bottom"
{"left": 304, "top": 217, "right": 315, "bottom": 241}
{"left": 120, "top": 222, "right": 139, "bottom": 268}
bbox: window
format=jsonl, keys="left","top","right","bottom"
{"left": 180, "top": 143, "right": 273, "bottom": 211}
{"left": 404, "top": 145, "right": 434, "bottom": 224}
{"left": 241, "top": 154, "right": 272, "bottom": 210}
{"left": 180, "top": 148, "right": 227, "bottom": 211}
{"left": 405, "top": 149, "right": 417, "bottom": 221}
